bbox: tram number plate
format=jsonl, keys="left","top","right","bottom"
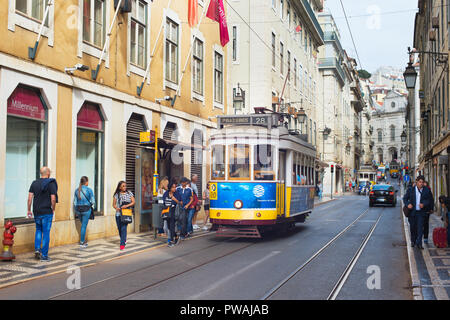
{"left": 210, "top": 183, "right": 218, "bottom": 200}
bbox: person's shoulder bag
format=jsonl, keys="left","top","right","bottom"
{"left": 75, "top": 188, "right": 95, "bottom": 220}
{"left": 402, "top": 187, "right": 413, "bottom": 218}
{"left": 120, "top": 191, "right": 133, "bottom": 224}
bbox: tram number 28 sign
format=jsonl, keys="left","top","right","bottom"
{"left": 210, "top": 183, "right": 218, "bottom": 200}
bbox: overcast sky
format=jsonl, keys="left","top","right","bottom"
{"left": 323, "top": 0, "right": 418, "bottom": 74}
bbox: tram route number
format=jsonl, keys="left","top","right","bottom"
{"left": 210, "top": 183, "right": 218, "bottom": 200}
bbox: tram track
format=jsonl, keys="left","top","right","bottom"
{"left": 49, "top": 235, "right": 259, "bottom": 300}
{"left": 261, "top": 206, "right": 385, "bottom": 300}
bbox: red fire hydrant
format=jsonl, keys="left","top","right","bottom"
{"left": 0, "top": 220, "right": 17, "bottom": 261}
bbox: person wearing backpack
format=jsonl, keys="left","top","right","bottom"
{"left": 162, "top": 182, "right": 181, "bottom": 247}
{"left": 113, "top": 181, "right": 135, "bottom": 251}
{"left": 27, "top": 167, "right": 58, "bottom": 262}
{"left": 73, "top": 176, "right": 96, "bottom": 248}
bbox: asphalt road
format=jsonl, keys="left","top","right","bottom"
{"left": 0, "top": 180, "right": 412, "bottom": 300}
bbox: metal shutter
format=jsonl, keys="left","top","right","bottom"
{"left": 191, "top": 130, "right": 203, "bottom": 196}
{"left": 126, "top": 113, "right": 146, "bottom": 196}
{"left": 163, "top": 122, "right": 178, "bottom": 141}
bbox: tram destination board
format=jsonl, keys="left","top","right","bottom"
{"left": 218, "top": 114, "right": 277, "bottom": 129}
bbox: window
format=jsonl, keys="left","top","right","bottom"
{"left": 76, "top": 102, "right": 104, "bottom": 213}
{"left": 214, "top": 51, "right": 224, "bottom": 104}
{"left": 193, "top": 38, "right": 204, "bottom": 95}
{"left": 391, "top": 101, "right": 395, "bottom": 108}
{"left": 165, "top": 18, "right": 179, "bottom": 84}
{"left": 304, "top": 29, "right": 307, "bottom": 51}
{"left": 293, "top": 58, "right": 297, "bottom": 87}
{"left": 130, "top": 0, "right": 148, "bottom": 68}
{"left": 272, "top": 32, "right": 276, "bottom": 68}
{"left": 5, "top": 85, "right": 47, "bottom": 219}
{"left": 287, "top": 50, "right": 291, "bottom": 81}
{"left": 299, "top": 64, "right": 303, "bottom": 93}
{"left": 232, "top": 26, "right": 237, "bottom": 61}
{"left": 254, "top": 145, "right": 275, "bottom": 180}
{"left": 211, "top": 145, "right": 225, "bottom": 180}
{"left": 16, "top": 0, "right": 49, "bottom": 24}
{"left": 286, "top": 1, "right": 290, "bottom": 26}
{"left": 390, "top": 126, "right": 395, "bottom": 142}
{"left": 280, "top": 42, "right": 284, "bottom": 74}
{"left": 378, "top": 130, "right": 382, "bottom": 142}
{"left": 83, "top": 0, "right": 106, "bottom": 48}
{"left": 304, "top": 70, "right": 308, "bottom": 99}
{"left": 272, "top": 0, "right": 276, "bottom": 9}
{"left": 280, "top": 0, "right": 284, "bottom": 19}
{"left": 228, "top": 144, "right": 250, "bottom": 180}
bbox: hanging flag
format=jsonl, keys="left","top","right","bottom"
{"left": 188, "top": 0, "right": 199, "bottom": 27}
{"left": 295, "top": 25, "right": 302, "bottom": 33}
{"left": 206, "top": 0, "right": 229, "bottom": 47}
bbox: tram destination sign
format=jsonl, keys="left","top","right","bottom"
{"left": 218, "top": 114, "right": 277, "bottom": 129}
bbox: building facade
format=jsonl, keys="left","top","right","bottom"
{"left": 413, "top": 0, "right": 449, "bottom": 205}
{"left": 1, "top": 0, "right": 227, "bottom": 253}
{"left": 370, "top": 90, "right": 407, "bottom": 166}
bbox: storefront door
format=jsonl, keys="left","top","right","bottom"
{"left": 134, "top": 147, "right": 154, "bottom": 232}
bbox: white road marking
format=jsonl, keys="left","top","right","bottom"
{"left": 190, "top": 251, "right": 281, "bottom": 299}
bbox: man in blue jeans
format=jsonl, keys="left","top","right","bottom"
{"left": 175, "top": 177, "right": 193, "bottom": 240}
{"left": 27, "top": 167, "right": 58, "bottom": 262}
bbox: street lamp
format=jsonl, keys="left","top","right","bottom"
{"left": 233, "top": 83, "right": 245, "bottom": 114}
{"left": 403, "top": 61, "right": 417, "bottom": 90}
{"left": 401, "top": 131, "right": 407, "bottom": 143}
{"left": 297, "top": 107, "right": 307, "bottom": 124}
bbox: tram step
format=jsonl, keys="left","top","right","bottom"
{"left": 216, "top": 226, "right": 261, "bottom": 238}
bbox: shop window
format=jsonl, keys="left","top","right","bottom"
{"left": 5, "top": 85, "right": 47, "bottom": 219}
{"left": 76, "top": 102, "right": 104, "bottom": 213}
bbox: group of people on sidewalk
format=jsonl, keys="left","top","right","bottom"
{"left": 403, "top": 175, "right": 450, "bottom": 249}
{"left": 158, "top": 175, "right": 211, "bottom": 248}
{"left": 26, "top": 167, "right": 211, "bottom": 261}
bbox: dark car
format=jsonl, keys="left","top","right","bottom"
{"left": 369, "top": 184, "right": 397, "bottom": 207}
{"left": 390, "top": 172, "right": 399, "bottom": 179}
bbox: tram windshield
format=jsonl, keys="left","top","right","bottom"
{"left": 254, "top": 145, "right": 275, "bottom": 180}
{"left": 211, "top": 145, "right": 225, "bottom": 180}
{"left": 228, "top": 144, "right": 250, "bottom": 180}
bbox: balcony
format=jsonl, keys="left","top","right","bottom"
{"left": 300, "top": 0, "right": 324, "bottom": 42}
{"left": 323, "top": 31, "right": 344, "bottom": 55}
{"left": 319, "top": 58, "right": 345, "bottom": 85}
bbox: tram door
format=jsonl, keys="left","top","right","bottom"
{"left": 277, "top": 150, "right": 286, "bottom": 217}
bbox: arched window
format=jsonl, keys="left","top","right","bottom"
{"left": 390, "top": 125, "right": 395, "bottom": 142}
{"left": 76, "top": 102, "right": 104, "bottom": 213}
{"left": 6, "top": 85, "right": 47, "bottom": 219}
{"left": 391, "top": 102, "right": 395, "bottom": 108}
{"left": 378, "top": 130, "right": 382, "bottom": 142}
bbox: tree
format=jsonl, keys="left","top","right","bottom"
{"left": 358, "top": 69, "right": 372, "bottom": 79}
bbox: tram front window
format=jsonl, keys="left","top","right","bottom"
{"left": 228, "top": 144, "right": 250, "bottom": 180}
{"left": 211, "top": 145, "right": 225, "bottom": 180}
{"left": 254, "top": 144, "right": 274, "bottom": 180}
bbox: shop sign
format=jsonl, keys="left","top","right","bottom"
{"left": 7, "top": 86, "right": 46, "bottom": 121}
{"left": 140, "top": 130, "right": 156, "bottom": 144}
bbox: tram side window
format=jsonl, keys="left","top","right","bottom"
{"left": 228, "top": 144, "right": 250, "bottom": 180}
{"left": 211, "top": 145, "right": 225, "bottom": 180}
{"left": 254, "top": 145, "right": 274, "bottom": 180}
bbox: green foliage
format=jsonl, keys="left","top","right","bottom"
{"left": 358, "top": 69, "right": 372, "bottom": 79}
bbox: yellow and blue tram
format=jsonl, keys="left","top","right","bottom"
{"left": 208, "top": 114, "right": 317, "bottom": 238}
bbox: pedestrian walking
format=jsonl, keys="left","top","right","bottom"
{"left": 157, "top": 177, "right": 169, "bottom": 236}
{"left": 422, "top": 181, "right": 434, "bottom": 244}
{"left": 190, "top": 174, "right": 202, "bottom": 231}
{"left": 27, "top": 167, "right": 58, "bottom": 262}
{"left": 187, "top": 181, "right": 199, "bottom": 236}
{"left": 345, "top": 180, "right": 349, "bottom": 192}
{"left": 349, "top": 181, "right": 352, "bottom": 193}
{"left": 73, "top": 176, "right": 95, "bottom": 248}
{"left": 113, "top": 181, "right": 135, "bottom": 251}
{"left": 403, "top": 175, "right": 433, "bottom": 249}
{"left": 438, "top": 196, "right": 450, "bottom": 247}
{"left": 175, "top": 177, "right": 193, "bottom": 240}
{"left": 202, "top": 182, "right": 211, "bottom": 231}
{"left": 162, "top": 182, "right": 181, "bottom": 247}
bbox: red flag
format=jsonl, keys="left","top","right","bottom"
{"left": 188, "top": 0, "right": 198, "bottom": 27}
{"left": 206, "top": 0, "right": 229, "bottom": 47}
{"left": 295, "top": 25, "right": 302, "bottom": 32}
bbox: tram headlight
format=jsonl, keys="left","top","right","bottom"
{"left": 217, "top": 212, "right": 221, "bottom": 217}
{"left": 234, "top": 200, "right": 243, "bottom": 209}
{"left": 256, "top": 212, "right": 262, "bottom": 217}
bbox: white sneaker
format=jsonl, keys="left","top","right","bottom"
{"left": 193, "top": 225, "right": 200, "bottom": 230}
{"left": 202, "top": 226, "right": 208, "bottom": 231}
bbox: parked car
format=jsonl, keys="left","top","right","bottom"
{"left": 369, "top": 184, "right": 398, "bottom": 207}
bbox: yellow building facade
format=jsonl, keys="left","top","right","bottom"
{"left": 0, "top": 0, "right": 227, "bottom": 253}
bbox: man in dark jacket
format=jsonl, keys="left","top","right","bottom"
{"left": 403, "top": 175, "right": 433, "bottom": 249}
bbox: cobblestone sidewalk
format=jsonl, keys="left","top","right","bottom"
{"left": 0, "top": 229, "right": 209, "bottom": 289}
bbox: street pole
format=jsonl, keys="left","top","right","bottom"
{"left": 331, "top": 169, "right": 333, "bottom": 200}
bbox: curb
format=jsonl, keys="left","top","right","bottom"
{"left": 400, "top": 188, "right": 423, "bottom": 300}
{"left": 314, "top": 198, "right": 337, "bottom": 208}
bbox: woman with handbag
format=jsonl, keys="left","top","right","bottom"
{"left": 113, "top": 181, "right": 135, "bottom": 251}
{"left": 163, "top": 182, "right": 180, "bottom": 247}
{"left": 74, "top": 176, "right": 96, "bottom": 248}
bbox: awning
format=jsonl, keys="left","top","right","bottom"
{"left": 141, "top": 137, "right": 205, "bottom": 150}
